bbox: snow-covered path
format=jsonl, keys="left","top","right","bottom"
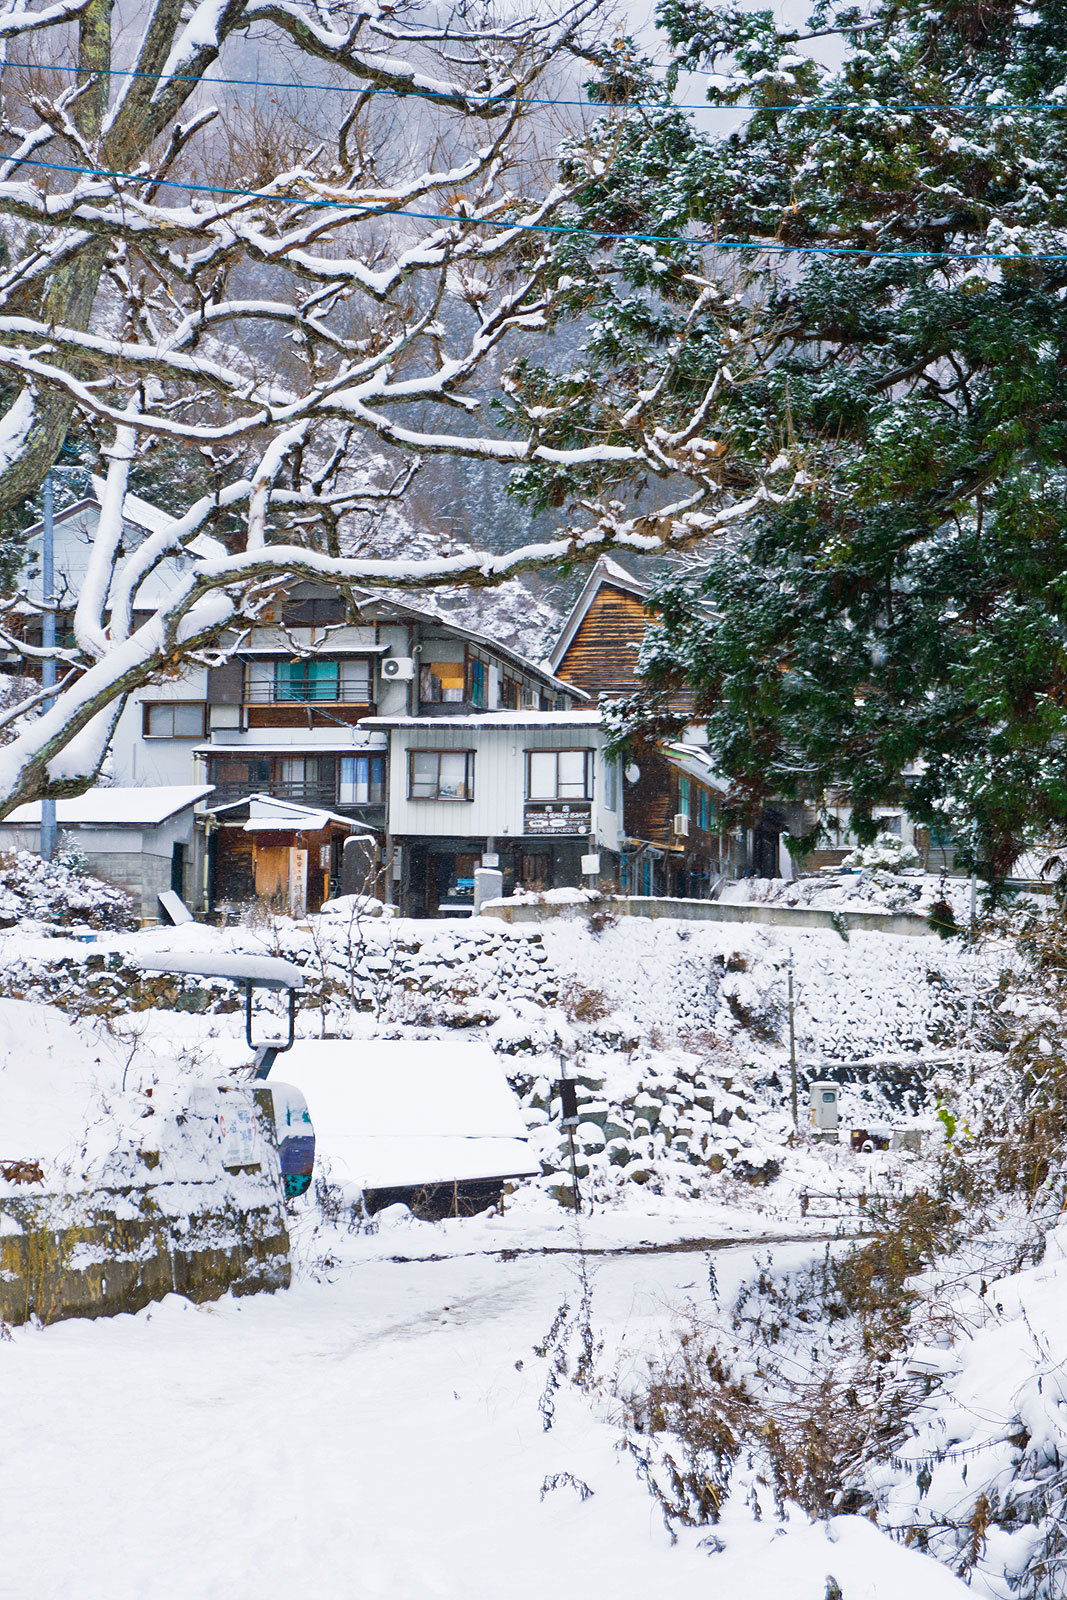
{"left": 0, "top": 1233, "right": 973, "bottom": 1600}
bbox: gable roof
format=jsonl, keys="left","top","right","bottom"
{"left": 208, "top": 792, "right": 371, "bottom": 832}
{"left": 546, "top": 557, "right": 650, "bottom": 674}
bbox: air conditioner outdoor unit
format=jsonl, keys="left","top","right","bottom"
{"left": 520, "top": 688, "right": 540, "bottom": 709}
{"left": 381, "top": 656, "right": 416, "bottom": 681}
{"left": 673, "top": 813, "right": 690, "bottom": 838}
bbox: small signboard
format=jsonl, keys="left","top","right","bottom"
{"left": 288, "top": 847, "right": 308, "bottom": 917}
{"left": 217, "top": 1099, "right": 257, "bottom": 1166}
{"left": 581, "top": 853, "right": 601, "bottom": 876}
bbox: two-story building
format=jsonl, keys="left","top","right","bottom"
{"left": 190, "top": 583, "right": 620, "bottom": 913}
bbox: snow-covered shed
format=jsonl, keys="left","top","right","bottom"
{"left": 273, "top": 1038, "right": 537, "bottom": 1215}
{"left": 0, "top": 785, "right": 213, "bottom": 920}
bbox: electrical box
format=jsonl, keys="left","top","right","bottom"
{"left": 381, "top": 656, "right": 416, "bottom": 681}
{"left": 809, "top": 1081, "right": 840, "bottom": 1132}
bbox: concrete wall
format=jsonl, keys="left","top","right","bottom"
{"left": 0, "top": 808, "right": 206, "bottom": 918}
{"left": 113, "top": 667, "right": 209, "bottom": 787}
{"left": 482, "top": 894, "right": 934, "bottom": 937}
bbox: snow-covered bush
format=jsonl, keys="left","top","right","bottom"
{"left": 0, "top": 851, "right": 135, "bottom": 931}
{"left": 841, "top": 833, "right": 921, "bottom": 873}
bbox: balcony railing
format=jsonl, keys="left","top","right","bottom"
{"left": 207, "top": 778, "right": 389, "bottom": 812}
{"left": 207, "top": 779, "right": 339, "bottom": 808}
{"left": 242, "top": 680, "right": 372, "bottom": 707}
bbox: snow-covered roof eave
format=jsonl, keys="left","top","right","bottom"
{"left": 194, "top": 734, "right": 390, "bottom": 755}
{"left": 208, "top": 792, "right": 373, "bottom": 831}
{"left": 2, "top": 783, "right": 215, "bottom": 827}
{"left": 663, "top": 743, "right": 730, "bottom": 793}
{"left": 362, "top": 710, "right": 605, "bottom": 730}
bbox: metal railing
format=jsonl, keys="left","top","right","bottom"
{"left": 242, "top": 680, "right": 372, "bottom": 706}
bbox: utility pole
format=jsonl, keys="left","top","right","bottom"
{"left": 787, "top": 960, "right": 798, "bottom": 1130}
{"left": 39, "top": 471, "right": 56, "bottom": 863}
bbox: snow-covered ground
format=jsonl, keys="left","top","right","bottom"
{"left": 0, "top": 1221, "right": 974, "bottom": 1600}
{"left": 0, "top": 885, "right": 1045, "bottom": 1599}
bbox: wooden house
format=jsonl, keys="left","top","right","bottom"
{"left": 547, "top": 559, "right": 755, "bottom": 891}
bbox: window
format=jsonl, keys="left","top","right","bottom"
{"left": 419, "top": 661, "right": 466, "bottom": 703}
{"left": 500, "top": 677, "right": 519, "bottom": 710}
{"left": 409, "top": 750, "right": 474, "bottom": 800}
{"left": 339, "top": 754, "right": 385, "bottom": 805}
{"left": 468, "top": 657, "right": 487, "bottom": 708}
{"left": 277, "top": 756, "right": 332, "bottom": 797}
{"left": 281, "top": 595, "right": 346, "bottom": 627}
{"left": 603, "top": 756, "right": 618, "bottom": 813}
{"left": 275, "top": 658, "right": 337, "bottom": 702}
{"left": 678, "top": 776, "right": 691, "bottom": 816}
{"left": 697, "top": 788, "right": 711, "bottom": 830}
{"left": 272, "top": 658, "right": 370, "bottom": 703}
{"left": 527, "top": 749, "right": 592, "bottom": 801}
{"left": 212, "top": 756, "right": 270, "bottom": 789}
{"left": 143, "top": 702, "right": 205, "bottom": 738}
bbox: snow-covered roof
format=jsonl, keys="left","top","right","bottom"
{"left": 20, "top": 486, "right": 179, "bottom": 545}
{"left": 274, "top": 1039, "right": 538, "bottom": 1189}
{"left": 363, "top": 710, "right": 605, "bottom": 731}
{"left": 3, "top": 784, "right": 214, "bottom": 827}
{"left": 546, "top": 555, "right": 651, "bottom": 674}
{"left": 233, "top": 642, "right": 390, "bottom": 657}
{"left": 209, "top": 793, "right": 367, "bottom": 831}
{"left": 663, "top": 743, "right": 730, "bottom": 794}
{"left": 196, "top": 734, "right": 389, "bottom": 755}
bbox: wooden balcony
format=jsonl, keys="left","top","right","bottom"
{"left": 241, "top": 682, "right": 375, "bottom": 730}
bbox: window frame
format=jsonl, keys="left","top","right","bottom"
{"left": 419, "top": 656, "right": 467, "bottom": 704}
{"left": 339, "top": 753, "right": 386, "bottom": 806}
{"left": 407, "top": 749, "right": 475, "bottom": 802}
{"left": 525, "top": 748, "right": 593, "bottom": 802}
{"left": 142, "top": 701, "right": 206, "bottom": 739}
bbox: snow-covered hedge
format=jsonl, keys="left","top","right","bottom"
{"left": 841, "top": 833, "right": 922, "bottom": 873}
{"left": 0, "top": 850, "right": 135, "bottom": 931}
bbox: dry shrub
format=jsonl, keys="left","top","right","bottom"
{"left": 832, "top": 1189, "right": 963, "bottom": 1358}
{"left": 620, "top": 1190, "right": 964, "bottom": 1533}
{"left": 559, "top": 979, "right": 611, "bottom": 1025}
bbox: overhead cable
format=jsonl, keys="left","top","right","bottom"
{"left": 9, "top": 154, "right": 1067, "bottom": 263}
{"left": 3, "top": 58, "right": 1067, "bottom": 116}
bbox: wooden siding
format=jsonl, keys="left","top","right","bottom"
{"left": 624, "top": 743, "right": 675, "bottom": 845}
{"left": 556, "top": 582, "right": 695, "bottom": 714}
{"left": 246, "top": 704, "right": 370, "bottom": 729}
{"left": 214, "top": 825, "right": 254, "bottom": 903}
{"left": 557, "top": 585, "right": 649, "bottom": 698}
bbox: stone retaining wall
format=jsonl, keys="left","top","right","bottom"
{"left": 0, "top": 1087, "right": 290, "bottom": 1327}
